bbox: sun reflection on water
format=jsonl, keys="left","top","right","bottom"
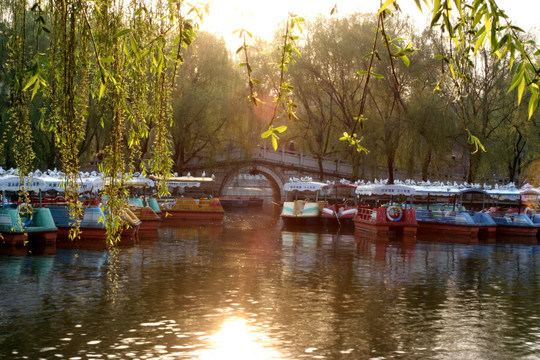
{"left": 196, "top": 317, "right": 282, "bottom": 360}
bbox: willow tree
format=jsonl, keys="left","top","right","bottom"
{"left": 171, "top": 31, "right": 242, "bottom": 172}
{"left": 237, "top": 13, "right": 305, "bottom": 151}
{"left": 288, "top": 14, "right": 377, "bottom": 180}
{"left": 81, "top": 0, "right": 200, "bottom": 247}
{"left": 2, "top": 0, "right": 37, "bottom": 208}
{"left": 361, "top": 0, "right": 540, "bottom": 182}
{"left": 0, "top": 0, "right": 203, "bottom": 249}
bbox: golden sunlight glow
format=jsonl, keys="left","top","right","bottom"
{"left": 199, "top": 0, "right": 380, "bottom": 51}
{"left": 197, "top": 317, "right": 282, "bottom": 360}
{"left": 198, "top": 0, "right": 537, "bottom": 51}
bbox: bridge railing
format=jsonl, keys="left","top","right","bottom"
{"left": 183, "top": 143, "right": 355, "bottom": 178}
{"left": 253, "top": 143, "right": 353, "bottom": 176}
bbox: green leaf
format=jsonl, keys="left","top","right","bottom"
{"left": 261, "top": 129, "right": 272, "bottom": 138}
{"left": 23, "top": 75, "right": 38, "bottom": 92}
{"left": 507, "top": 65, "right": 524, "bottom": 93}
{"left": 528, "top": 89, "right": 539, "bottom": 119}
{"left": 371, "top": 72, "right": 384, "bottom": 79}
{"left": 432, "top": 0, "right": 441, "bottom": 25}
{"left": 31, "top": 81, "right": 40, "bottom": 100}
{"left": 443, "top": 13, "right": 453, "bottom": 38}
{"left": 400, "top": 55, "right": 410, "bottom": 66}
{"left": 101, "top": 56, "right": 115, "bottom": 63}
{"left": 112, "top": 29, "right": 132, "bottom": 39}
{"left": 517, "top": 77, "right": 525, "bottom": 105}
{"left": 466, "top": 129, "right": 486, "bottom": 154}
{"left": 271, "top": 135, "right": 278, "bottom": 150}
{"left": 473, "top": 29, "right": 487, "bottom": 55}
{"left": 134, "top": 7, "right": 146, "bottom": 16}
{"left": 99, "top": 82, "right": 106, "bottom": 100}
{"left": 274, "top": 126, "right": 287, "bottom": 133}
{"left": 357, "top": 70, "right": 369, "bottom": 76}
{"left": 339, "top": 132, "right": 349, "bottom": 141}
{"left": 378, "top": 0, "right": 395, "bottom": 13}
{"left": 131, "top": 37, "right": 140, "bottom": 58}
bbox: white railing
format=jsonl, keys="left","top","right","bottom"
{"left": 253, "top": 144, "right": 354, "bottom": 176}
{"left": 185, "top": 143, "right": 354, "bottom": 177}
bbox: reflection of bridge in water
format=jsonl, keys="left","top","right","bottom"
{"left": 182, "top": 144, "right": 354, "bottom": 203}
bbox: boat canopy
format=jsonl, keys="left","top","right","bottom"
{"left": 355, "top": 184, "right": 416, "bottom": 196}
{"left": 412, "top": 186, "right": 487, "bottom": 196}
{"left": 149, "top": 175, "right": 215, "bottom": 189}
{"left": 122, "top": 175, "right": 155, "bottom": 188}
{"left": 0, "top": 174, "right": 44, "bottom": 192}
{"left": 486, "top": 186, "right": 540, "bottom": 201}
{"left": 284, "top": 181, "right": 329, "bottom": 193}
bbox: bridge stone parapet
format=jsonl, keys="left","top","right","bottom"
{"left": 182, "top": 144, "right": 354, "bottom": 202}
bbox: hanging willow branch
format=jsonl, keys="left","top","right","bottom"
{"left": 6, "top": 0, "right": 35, "bottom": 221}
{"left": 43, "top": 0, "right": 89, "bottom": 241}
{"left": 238, "top": 13, "right": 304, "bottom": 150}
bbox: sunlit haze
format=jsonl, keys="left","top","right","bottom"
{"left": 199, "top": 0, "right": 539, "bottom": 51}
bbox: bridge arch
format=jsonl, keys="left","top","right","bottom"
{"left": 218, "top": 164, "right": 286, "bottom": 204}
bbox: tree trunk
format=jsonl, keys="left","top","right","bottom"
{"left": 387, "top": 153, "right": 395, "bottom": 184}
{"left": 317, "top": 156, "right": 324, "bottom": 181}
{"left": 421, "top": 148, "right": 432, "bottom": 181}
{"left": 467, "top": 149, "right": 482, "bottom": 183}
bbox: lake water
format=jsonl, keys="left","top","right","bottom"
{"left": 1, "top": 205, "right": 540, "bottom": 359}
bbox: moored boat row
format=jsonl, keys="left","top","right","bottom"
{"left": 0, "top": 170, "right": 229, "bottom": 250}
{"left": 280, "top": 179, "right": 540, "bottom": 241}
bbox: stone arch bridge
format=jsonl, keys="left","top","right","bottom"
{"left": 181, "top": 144, "right": 355, "bottom": 203}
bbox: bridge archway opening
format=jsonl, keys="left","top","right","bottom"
{"left": 218, "top": 165, "right": 285, "bottom": 204}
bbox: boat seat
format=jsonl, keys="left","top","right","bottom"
{"left": 493, "top": 217, "right": 510, "bottom": 225}
{"left": 513, "top": 214, "right": 534, "bottom": 226}
{"left": 455, "top": 213, "right": 474, "bottom": 224}
{"left": 415, "top": 209, "right": 433, "bottom": 220}
{"left": 472, "top": 212, "right": 496, "bottom": 225}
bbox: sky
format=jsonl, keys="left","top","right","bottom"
{"left": 198, "top": 0, "right": 540, "bottom": 51}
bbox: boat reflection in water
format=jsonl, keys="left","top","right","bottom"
{"left": 0, "top": 242, "right": 57, "bottom": 256}
{"left": 3, "top": 205, "right": 540, "bottom": 360}
{"left": 159, "top": 224, "right": 223, "bottom": 242}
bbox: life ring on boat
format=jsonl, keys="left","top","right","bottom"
{"left": 17, "top": 203, "right": 33, "bottom": 227}
{"left": 386, "top": 205, "right": 403, "bottom": 222}
{"left": 524, "top": 207, "right": 536, "bottom": 217}
{"left": 122, "top": 208, "right": 141, "bottom": 227}
{"left": 54, "top": 196, "right": 67, "bottom": 204}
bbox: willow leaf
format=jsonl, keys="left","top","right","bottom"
{"left": 113, "top": 29, "right": 132, "bottom": 39}
{"left": 517, "top": 78, "right": 525, "bottom": 105}
{"left": 261, "top": 128, "right": 272, "bottom": 138}
{"left": 378, "top": 0, "right": 396, "bottom": 13}
{"left": 528, "top": 90, "right": 539, "bottom": 119}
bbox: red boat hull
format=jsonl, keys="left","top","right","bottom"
{"left": 56, "top": 225, "right": 138, "bottom": 249}
{"left": 0, "top": 230, "right": 57, "bottom": 247}
{"left": 417, "top": 221, "right": 496, "bottom": 240}
{"left": 353, "top": 207, "right": 418, "bottom": 237}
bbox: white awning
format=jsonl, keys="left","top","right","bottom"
{"left": 284, "top": 181, "right": 328, "bottom": 193}
{"left": 356, "top": 184, "right": 416, "bottom": 196}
